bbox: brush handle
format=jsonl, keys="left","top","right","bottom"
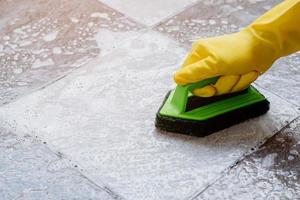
{"left": 184, "top": 77, "right": 219, "bottom": 92}
{"left": 171, "top": 77, "right": 219, "bottom": 113}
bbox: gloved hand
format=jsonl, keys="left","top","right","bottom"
{"left": 174, "top": 0, "right": 300, "bottom": 97}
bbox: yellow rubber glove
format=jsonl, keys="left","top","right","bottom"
{"left": 174, "top": 0, "right": 300, "bottom": 97}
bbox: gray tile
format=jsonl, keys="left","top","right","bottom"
{"left": 193, "top": 117, "right": 300, "bottom": 200}
{"left": 0, "top": 31, "right": 298, "bottom": 200}
{"left": 0, "top": 0, "right": 141, "bottom": 105}
{"left": 99, "top": 0, "right": 198, "bottom": 26}
{"left": 0, "top": 127, "right": 120, "bottom": 200}
{"left": 256, "top": 53, "right": 300, "bottom": 107}
{"left": 155, "top": 0, "right": 281, "bottom": 45}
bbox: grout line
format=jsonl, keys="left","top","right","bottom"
{"left": 150, "top": 0, "right": 204, "bottom": 28}
{"left": 2, "top": 128, "right": 126, "bottom": 200}
{"left": 0, "top": 0, "right": 206, "bottom": 108}
{"left": 3, "top": 2, "right": 298, "bottom": 199}
{"left": 186, "top": 115, "right": 300, "bottom": 200}
{"left": 0, "top": 22, "right": 191, "bottom": 109}
{"left": 78, "top": 173, "right": 125, "bottom": 200}
{"left": 46, "top": 155, "right": 125, "bottom": 200}
{"left": 255, "top": 83, "right": 300, "bottom": 109}
{"left": 98, "top": 0, "right": 203, "bottom": 28}
{"left": 0, "top": 28, "right": 149, "bottom": 200}
{"left": 0, "top": 30, "right": 149, "bottom": 108}
{"left": 95, "top": 0, "right": 147, "bottom": 29}
{"left": 13, "top": 124, "right": 126, "bottom": 200}
{"left": 0, "top": 0, "right": 150, "bottom": 108}
{"left": 0, "top": 62, "right": 88, "bottom": 107}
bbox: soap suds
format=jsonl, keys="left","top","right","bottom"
{"left": 95, "top": 29, "right": 139, "bottom": 55}
{"left": 262, "top": 153, "right": 277, "bottom": 168}
{"left": 3, "top": 36, "right": 10, "bottom": 41}
{"left": 43, "top": 31, "right": 59, "bottom": 42}
{"left": 69, "top": 17, "right": 79, "bottom": 23}
{"left": 19, "top": 40, "right": 32, "bottom": 47}
{"left": 17, "top": 82, "right": 28, "bottom": 86}
{"left": 90, "top": 12, "right": 110, "bottom": 20}
{"left": 52, "top": 47, "right": 62, "bottom": 54}
{"left": 289, "top": 150, "right": 299, "bottom": 156}
{"left": 288, "top": 155, "right": 295, "bottom": 160}
{"left": 208, "top": 20, "right": 216, "bottom": 25}
{"left": 275, "top": 137, "right": 285, "bottom": 143}
{"left": 13, "top": 68, "right": 23, "bottom": 74}
{"left": 32, "top": 49, "right": 46, "bottom": 54}
{"left": 32, "top": 58, "right": 54, "bottom": 68}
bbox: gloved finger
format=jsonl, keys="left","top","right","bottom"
{"left": 231, "top": 71, "right": 259, "bottom": 92}
{"left": 193, "top": 85, "right": 216, "bottom": 97}
{"left": 213, "top": 75, "right": 240, "bottom": 95}
{"left": 182, "top": 42, "right": 210, "bottom": 67}
{"left": 182, "top": 51, "right": 203, "bottom": 67}
{"left": 174, "top": 57, "right": 220, "bottom": 85}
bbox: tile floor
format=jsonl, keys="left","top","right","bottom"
{"left": 194, "top": 117, "right": 300, "bottom": 200}
{"left": 0, "top": 0, "right": 141, "bottom": 105}
{"left": 0, "top": 127, "right": 120, "bottom": 200}
{"left": 0, "top": 0, "right": 299, "bottom": 199}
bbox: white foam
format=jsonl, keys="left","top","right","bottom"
{"left": 69, "top": 17, "right": 79, "bottom": 23}
{"left": 98, "top": 0, "right": 198, "bottom": 26}
{"left": 3, "top": 35, "right": 10, "bottom": 40}
{"left": 94, "top": 29, "right": 140, "bottom": 55}
{"left": 288, "top": 155, "right": 295, "bottom": 160}
{"left": 52, "top": 47, "right": 62, "bottom": 54}
{"left": 209, "top": 20, "right": 216, "bottom": 25}
{"left": 19, "top": 40, "right": 32, "bottom": 47}
{"left": 43, "top": 31, "right": 59, "bottom": 42}
{"left": 32, "top": 58, "right": 54, "bottom": 68}
{"left": 13, "top": 68, "right": 23, "bottom": 74}
{"left": 90, "top": 12, "right": 110, "bottom": 20}
{"left": 17, "top": 82, "right": 28, "bottom": 86}
{"left": 262, "top": 153, "right": 277, "bottom": 168}
{"left": 0, "top": 31, "right": 297, "bottom": 200}
{"left": 290, "top": 149, "right": 299, "bottom": 156}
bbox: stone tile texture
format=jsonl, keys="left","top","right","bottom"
{"left": 0, "top": 127, "right": 120, "bottom": 200}
{"left": 193, "top": 117, "right": 300, "bottom": 200}
{"left": 0, "top": 31, "right": 298, "bottom": 200}
{"left": 155, "top": 0, "right": 281, "bottom": 44}
{"left": 0, "top": 0, "right": 141, "bottom": 105}
{"left": 99, "top": 0, "right": 199, "bottom": 26}
{"left": 256, "top": 53, "right": 300, "bottom": 107}
{"left": 0, "top": 0, "right": 299, "bottom": 199}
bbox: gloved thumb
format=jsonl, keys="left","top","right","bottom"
{"left": 174, "top": 57, "right": 220, "bottom": 85}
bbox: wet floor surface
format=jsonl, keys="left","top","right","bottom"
{"left": 0, "top": 127, "right": 120, "bottom": 200}
{"left": 194, "top": 117, "right": 300, "bottom": 200}
{"left": 0, "top": 0, "right": 299, "bottom": 199}
{"left": 0, "top": 0, "right": 141, "bottom": 105}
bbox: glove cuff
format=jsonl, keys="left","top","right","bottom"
{"left": 242, "top": 27, "right": 279, "bottom": 73}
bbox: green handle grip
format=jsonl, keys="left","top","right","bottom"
{"left": 171, "top": 77, "right": 219, "bottom": 113}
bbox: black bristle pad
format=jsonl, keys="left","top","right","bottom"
{"left": 186, "top": 89, "right": 248, "bottom": 111}
{"left": 155, "top": 91, "right": 270, "bottom": 137}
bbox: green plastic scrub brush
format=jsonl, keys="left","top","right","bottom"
{"left": 155, "top": 77, "right": 270, "bottom": 137}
